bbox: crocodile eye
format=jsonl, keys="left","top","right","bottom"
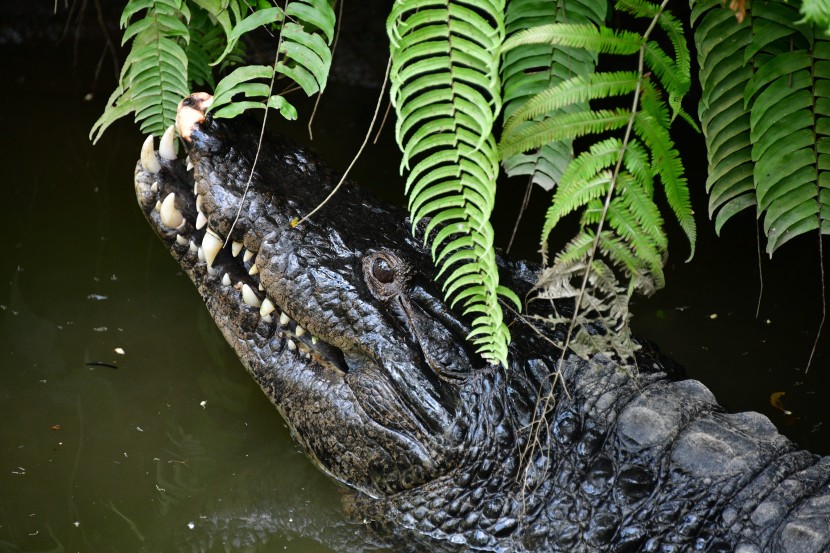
{"left": 372, "top": 258, "right": 394, "bottom": 283}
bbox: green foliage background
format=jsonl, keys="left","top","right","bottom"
{"left": 94, "top": 0, "right": 830, "bottom": 367}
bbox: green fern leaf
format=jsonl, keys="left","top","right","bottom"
{"left": 91, "top": 0, "right": 190, "bottom": 143}
{"left": 214, "top": 7, "right": 284, "bottom": 66}
{"left": 500, "top": 108, "right": 632, "bottom": 158}
{"left": 503, "top": 71, "right": 640, "bottom": 134}
{"left": 389, "top": 0, "right": 516, "bottom": 366}
{"left": 500, "top": 0, "right": 607, "bottom": 192}
{"left": 692, "top": 0, "right": 755, "bottom": 233}
{"left": 502, "top": 23, "right": 643, "bottom": 55}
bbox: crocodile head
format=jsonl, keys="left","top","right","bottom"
{"left": 133, "top": 93, "right": 522, "bottom": 500}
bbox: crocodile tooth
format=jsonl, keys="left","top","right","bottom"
{"left": 311, "top": 336, "right": 318, "bottom": 345}
{"left": 160, "top": 193, "right": 184, "bottom": 229}
{"left": 150, "top": 181, "right": 158, "bottom": 193}
{"left": 258, "top": 283, "right": 264, "bottom": 291}
{"left": 186, "top": 157, "right": 194, "bottom": 171}
{"left": 262, "top": 314, "right": 273, "bottom": 323}
{"left": 141, "top": 135, "right": 161, "bottom": 173}
{"left": 197, "top": 246, "right": 205, "bottom": 262}
{"left": 242, "top": 284, "right": 261, "bottom": 307}
{"left": 201, "top": 229, "right": 222, "bottom": 268}
{"left": 193, "top": 181, "right": 198, "bottom": 195}
{"left": 196, "top": 212, "right": 208, "bottom": 230}
{"left": 154, "top": 200, "right": 161, "bottom": 212}
{"left": 295, "top": 325, "right": 306, "bottom": 337}
{"left": 304, "top": 352, "right": 311, "bottom": 361}
{"left": 243, "top": 249, "right": 254, "bottom": 262}
{"left": 189, "top": 241, "right": 198, "bottom": 254}
{"left": 231, "top": 241, "right": 243, "bottom": 257}
{"left": 176, "top": 234, "right": 188, "bottom": 246}
{"left": 222, "top": 273, "right": 231, "bottom": 286}
{"left": 249, "top": 264, "right": 259, "bottom": 276}
{"left": 207, "top": 266, "right": 218, "bottom": 277}
{"left": 234, "top": 281, "right": 243, "bottom": 291}
{"left": 279, "top": 312, "right": 290, "bottom": 326}
{"left": 159, "top": 125, "right": 177, "bottom": 160}
{"left": 287, "top": 339, "right": 297, "bottom": 351}
{"left": 260, "top": 298, "right": 276, "bottom": 317}
{"left": 196, "top": 194, "right": 203, "bottom": 213}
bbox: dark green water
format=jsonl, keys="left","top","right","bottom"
{"left": 0, "top": 42, "right": 380, "bottom": 552}
{"left": 1, "top": 20, "right": 829, "bottom": 553}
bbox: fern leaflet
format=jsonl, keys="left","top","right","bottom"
{"left": 388, "top": 0, "right": 518, "bottom": 367}
{"left": 90, "top": 0, "right": 191, "bottom": 143}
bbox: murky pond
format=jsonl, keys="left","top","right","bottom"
{"left": 1, "top": 10, "right": 829, "bottom": 553}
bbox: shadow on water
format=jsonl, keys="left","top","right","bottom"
{"left": 1, "top": 3, "right": 829, "bottom": 552}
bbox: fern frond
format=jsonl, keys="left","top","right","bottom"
{"left": 91, "top": 0, "right": 190, "bottom": 143}
{"left": 500, "top": 108, "right": 632, "bottom": 157}
{"left": 500, "top": 0, "right": 607, "bottom": 191}
{"left": 388, "top": 0, "right": 515, "bottom": 366}
{"left": 502, "top": 23, "right": 643, "bottom": 55}
{"left": 500, "top": 0, "right": 692, "bottom": 318}
{"left": 634, "top": 86, "right": 695, "bottom": 257}
{"left": 276, "top": 15, "right": 334, "bottom": 95}
{"left": 503, "top": 71, "right": 640, "bottom": 134}
{"left": 693, "top": 0, "right": 830, "bottom": 253}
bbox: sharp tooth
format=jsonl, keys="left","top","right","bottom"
{"left": 197, "top": 246, "right": 205, "bottom": 262}
{"left": 193, "top": 181, "right": 198, "bottom": 195}
{"left": 207, "top": 266, "right": 218, "bottom": 277}
{"left": 242, "top": 284, "right": 261, "bottom": 308}
{"left": 222, "top": 273, "right": 231, "bottom": 286}
{"left": 258, "top": 283, "right": 264, "bottom": 291}
{"left": 262, "top": 314, "right": 273, "bottom": 323}
{"left": 295, "top": 325, "right": 306, "bottom": 337}
{"left": 159, "top": 125, "right": 177, "bottom": 160}
{"left": 196, "top": 194, "right": 203, "bottom": 213}
{"left": 186, "top": 157, "right": 194, "bottom": 171}
{"left": 231, "top": 241, "right": 243, "bottom": 257}
{"left": 287, "top": 339, "right": 297, "bottom": 351}
{"left": 279, "top": 312, "right": 290, "bottom": 326}
{"left": 201, "top": 229, "right": 222, "bottom": 268}
{"left": 141, "top": 135, "right": 161, "bottom": 173}
{"left": 160, "top": 192, "right": 184, "bottom": 228}
{"left": 260, "top": 298, "right": 276, "bottom": 317}
{"left": 304, "top": 352, "right": 312, "bottom": 361}
{"left": 196, "top": 212, "right": 208, "bottom": 230}
{"left": 176, "top": 234, "right": 188, "bottom": 246}
{"left": 151, "top": 181, "right": 158, "bottom": 193}
{"left": 243, "top": 249, "right": 254, "bottom": 262}
{"left": 311, "top": 336, "right": 318, "bottom": 345}
{"left": 248, "top": 264, "right": 259, "bottom": 276}
{"left": 234, "top": 281, "right": 243, "bottom": 291}
{"left": 154, "top": 200, "right": 161, "bottom": 212}
{"left": 189, "top": 241, "right": 198, "bottom": 254}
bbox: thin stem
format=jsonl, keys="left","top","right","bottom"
{"left": 223, "top": 0, "right": 290, "bottom": 248}
{"left": 506, "top": 175, "right": 534, "bottom": 254}
{"left": 755, "top": 215, "right": 764, "bottom": 318}
{"left": 293, "top": 56, "right": 392, "bottom": 227}
{"left": 806, "top": 224, "right": 826, "bottom": 374}
{"left": 308, "top": 0, "right": 344, "bottom": 140}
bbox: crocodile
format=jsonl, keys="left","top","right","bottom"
{"left": 132, "top": 92, "right": 830, "bottom": 552}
